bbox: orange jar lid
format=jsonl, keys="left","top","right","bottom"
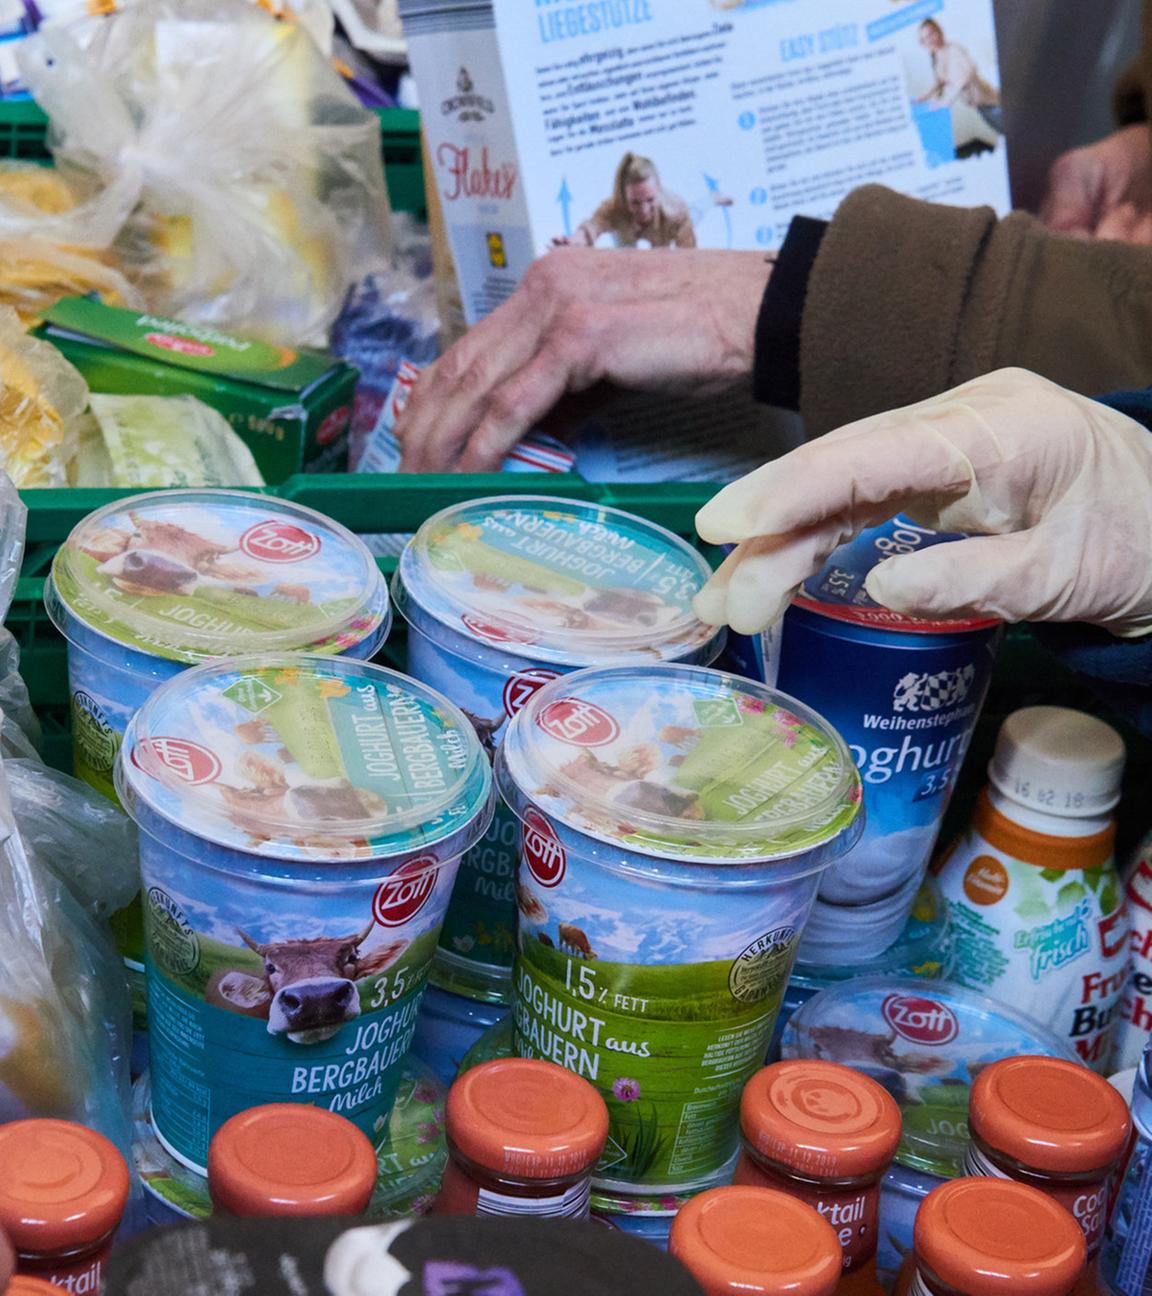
{"left": 445, "top": 1059, "right": 609, "bottom": 1179}
{"left": 208, "top": 1104, "right": 378, "bottom": 1217}
{"left": 970, "top": 1056, "right": 1131, "bottom": 1176}
{"left": 0, "top": 1120, "right": 129, "bottom": 1254}
{"left": 740, "top": 1060, "right": 902, "bottom": 1180}
{"left": 8, "top": 1276, "right": 62, "bottom": 1295}
{"left": 914, "top": 1177, "right": 1086, "bottom": 1295}
{"left": 670, "top": 1186, "right": 842, "bottom": 1296}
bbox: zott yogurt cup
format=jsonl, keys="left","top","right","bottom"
{"left": 496, "top": 663, "right": 864, "bottom": 1193}
{"left": 393, "top": 496, "right": 724, "bottom": 1000}
{"left": 47, "top": 490, "right": 392, "bottom": 1028}
{"left": 115, "top": 653, "right": 493, "bottom": 1174}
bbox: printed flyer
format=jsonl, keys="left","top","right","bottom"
{"left": 400, "top": 0, "right": 1010, "bottom": 324}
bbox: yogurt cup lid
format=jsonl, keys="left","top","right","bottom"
{"left": 117, "top": 654, "right": 493, "bottom": 864}
{"left": 394, "top": 496, "right": 721, "bottom": 665}
{"left": 497, "top": 664, "right": 863, "bottom": 866}
{"left": 50, "top": 490, "right": 389, "bottom": 663}
{"left": 796, "top": 515, "right": 999, "bottom": 634}
{"left": 780, "top": 977, "right": 1078, "bottom": 1178}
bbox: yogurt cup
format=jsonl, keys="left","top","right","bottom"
{"left": 115, "top": 654, "right": 493, "bottom": 1173}
{"left": 132, "top": 1061, "right": 449, "bottom": 1227}
{"left": 411, "top": 985, "right": 510, "bottom": 1087}
{"left": 47, "top": 489, "right": 392, "bottom": 1030}
{"left": 496, "top": 663, "right": 864, "bottom": 1193}
{"left": 779, "top": 975, "right": 1081, "bottom": 1284}
{"left": 393, "top": 496, "right": 724, "bottom": 1001}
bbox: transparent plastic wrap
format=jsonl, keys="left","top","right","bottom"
{"left": 17, "top": 0, "right": 393, "bottom": 345}
{"left": 0, "top": 306, "right": 90, "bottom": 488}
{"left": 0, "top": 469, "right": 135, "bottom": 1158}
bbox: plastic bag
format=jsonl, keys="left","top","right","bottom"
{"left": 0, "top": 305, "right": 89, "bottom": 488}
{"left": 0, "top": 468, "right": 135, "bottom": 1154}
{"left": 18, "top": 0, "right": 393, "bottom": 346}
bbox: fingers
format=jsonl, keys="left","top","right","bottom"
{"left": 864, "top": 531, "right": 1045, "bottom": 624}
{"left": 694, "top": 521, "right": 848, "bottom": 634}
{"left": 455, "top": 346, "right": 580, "bottom": 472}
{"left": 1039, "top": 150, "right": 1099, "bottom": 234}
{"left": 695, "top": 417, "right": 974, "bottom": 546}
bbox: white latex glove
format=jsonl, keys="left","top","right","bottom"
{"left": 694, "top": 368, "right": 1152, "bottom": 637}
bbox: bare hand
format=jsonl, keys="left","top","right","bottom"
{"left": 1041, "top": 123, "right": 1152, "bottom": 244}
{"left": 396, "top": 248, "right": 772, "bottom": 472}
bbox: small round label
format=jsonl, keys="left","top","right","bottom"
{"left": 146, "top": 887, "right": 200, "bottom": 976}
{"left": 373, "top": 858, "right": 438, "bottom": 927}
{"left": 728, "top": 926, "right": 797, "bottom": 1004}
{"left": 882, "top": 993, "right": 959, "bottom": 1046}
{"left": 133, "top": 737, "right": 222, "bottom": 786}
{"left": 240, "top": 521, "right": 322, "bottom": 564}
{"left": 537, "top": 698, "right": 621, "bottom": 747}
{"left": 523, "top": 809, "right": 566, "bottom": 888}
{"left": 963, "top": 856, "right": 1010, "bottom": 906}
{"left": 502, "top": 668, "right": 560, "bottom": 719}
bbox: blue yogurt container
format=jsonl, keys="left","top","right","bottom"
{"left": 46, "top": 490, "right": 392, "bottom": 1035}
{"left": 497, "top": 663, "right": 864, "bottom": 1194}
{"left": 765, "top": 517, "right": 1002, "bottom": 956}
{"left": 115, "top": 653, "right": 493, "bottom": 1174}
{"left": 411, "top": 985, "right": 510, "bottom": 1087}
{"left": 393, "top": 497, "right": 724, "bottom": 1003}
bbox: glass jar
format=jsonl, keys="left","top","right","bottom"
{"left": 670, "top": 1185, "right": 842, "bottom": 1296}
{"left": 894, "top": 1177, "right": 1085, "bottom": 1295}
{"left": 208, "top": 1103, "right": 379, "bottom": 1217}
{"left": 965, "top": 1055, "right": 1129, "bottom": 1295}
{"left": 734, "top": 1060, "right": 901, "bottom": 1294}
{"left": 0, "top": 1120, "right": 130, "bottom": 1290}
{"left": 433, "top": 1058, "right": 608, "bottom": 1217}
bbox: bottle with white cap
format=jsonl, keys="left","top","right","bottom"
{"left": 934, "top": 706, "right": 1130, "bottom": 1072}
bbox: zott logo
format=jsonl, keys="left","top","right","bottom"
{"left": 523, "top": 809, "right": 566, "bottom": 888}
{"left": 893, "top": 664, "right": 976, "bottom": 714}
{"left": 502, "top": 668, "right": 560, "bottom": 719}
{"left": 240, "top": 520, "right": 322, "bottom": 564}
{"left": 537, "top": 698, "right": 620, "bottom": 747}
{"left": 133, "top": 737, "right": 222, "bottom": 786}
{"left": 373, "top": 858, "right": 437, "bottom": 927}
{"left": 881, "top": 994, "right": 959, "bottom": 1045}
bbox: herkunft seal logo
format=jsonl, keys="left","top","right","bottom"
{"left": 441, "top": 66, "right": 495, "bottom": 121}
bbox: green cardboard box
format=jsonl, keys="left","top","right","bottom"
{"left": 37, "top": 298, "right": 358, "bottom": 483}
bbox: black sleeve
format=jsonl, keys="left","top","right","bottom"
{"left": 752, "top": 215, "right": 828, "bottom": 410}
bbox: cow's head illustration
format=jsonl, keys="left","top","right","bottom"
{"left": 205, "top": 922, "right": 405, "bottom": 1045}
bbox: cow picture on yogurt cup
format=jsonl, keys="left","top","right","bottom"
{"left": 497, "top": 664, "right": 864, "bottom": 1193}
{"left": 116, "top": 655, "right": 493, "bottom": 1174}
{"left": 393, "top": 497, "right": 724, "bottom": 1000}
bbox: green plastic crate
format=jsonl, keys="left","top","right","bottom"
{"left": 0, "top": 100, "right": 426, "bottom": 216}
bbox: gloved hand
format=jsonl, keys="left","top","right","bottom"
{"left": 693, "top": 368, "right": 1152, "bottom": 637}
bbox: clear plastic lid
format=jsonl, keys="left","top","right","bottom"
{"left": 49, "top": 490, "right": 390, "bottom": 663}
{"left": 394, "top": 496, "right": 722, "bottom": 666}
{"left": 496, "top": 665, "right": 863, "bottom": 867}
{"left": 116, "top": 654, "right": 493, "bottom": 865}
{"left": 780, "top": 977, "right": 1078, "bottom": 1178}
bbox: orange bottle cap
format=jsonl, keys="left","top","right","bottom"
{"left": 970, "top": 1056, "right": 1130, "bottom": 1176}
{"left": 0, "top": 1120, "right": 129, "bottom": 1254}
{"left": 740, "top": 1060, "right": 902, "bottom": 1179}
{"left": 208, "top": 1105, "right": 378, "bottom": 1217}
{"left": 914, "top": 1177, "right": 1086, "bottom": 1295}
{"left": 669, "top": 1186, "right": 842, "bottom": 1296}
{"left": 8, "top": 1277, "right": 62, "bottom": 1295}
{"left": 445, "top": 1059, "right": 609, "bottom": 1179}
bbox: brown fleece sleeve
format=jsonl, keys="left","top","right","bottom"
{"left": 798, "top": 184, "right": 1152, "bottom": 435}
